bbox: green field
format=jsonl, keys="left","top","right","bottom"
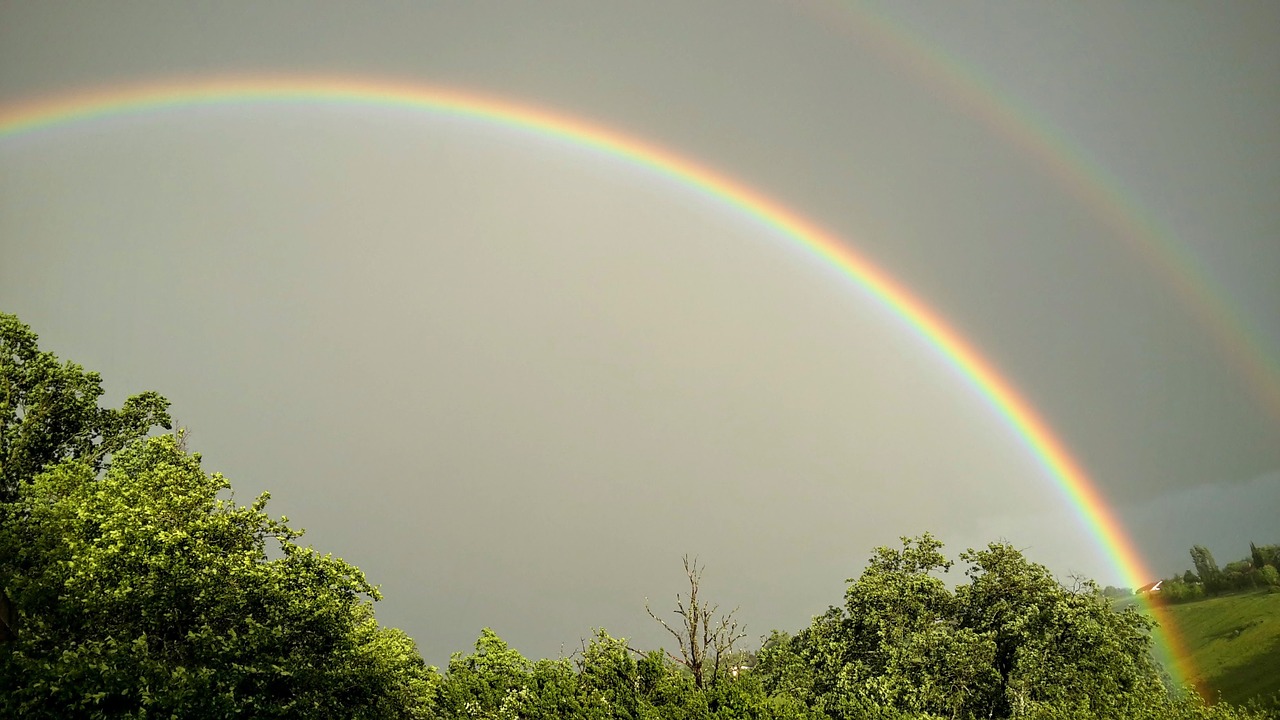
{"left": 1158, "top": 589, "right": 1280, "bottom": 705}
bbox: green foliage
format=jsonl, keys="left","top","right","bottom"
{"left": 756, "top": 630, "right": 824, "bottom": 715}
{"left": 770, "top": 535, "right": 1171, "bottom": 720}
{"left": 522, "top": 657, "right": 585, "bottom": 719}
{"left": 0, "top": 313, "right": 171, "bottom": 500}
{"left": 1163, "top": 579, "right": 1208, "bottom": 604}
{"left": 1192, "top": 546, "right": 1225, "bottom": 593}
{"left": 1101, "top": 585, "right": 1133, "bottom": 598}
{"left": 0, "top": 312, "right": 172, "bottom": 644}
{"left": 957, "top": 543, "right": 1165, "bottom": 716}
{"left": 1011, "top": 692, "right": 1278, "bottom": 720}
{"left": 576, "top": 630, "right": 641, "bottom": 719}
{"left": 1157, "top": 542, "right": 1280, "bottom": 607}
{"left": 1259, "top": 545, "right": 1280, "bottom": 572}
{"left": 0, "top": 435, "right": 437, "bottom": 718}
{"left": 437, "top": 628, "right": 533, "bottom": 718}
{"left": 1260, "top": 566, "right": 1280, "bottom": 588}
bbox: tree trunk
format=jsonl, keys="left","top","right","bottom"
{"left": 0, "top": 587, "right": 16, "bottom": 642}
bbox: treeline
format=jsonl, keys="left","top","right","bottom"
{"left": 1104, "top": 544, "right": 1280, "bottom": 605}
{"left": 1, "top": 312, "right": 1275, "bottom": 719}
{"left": 1159, "top": 544, "right": 1280, "bottom": 603}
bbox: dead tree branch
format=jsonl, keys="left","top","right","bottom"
{"left": 644, "top": 555, "right": 745, "bottom": 689}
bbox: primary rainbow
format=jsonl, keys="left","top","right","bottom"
{"left": 0, "top": 76, "right": 1198, "bottom": 689}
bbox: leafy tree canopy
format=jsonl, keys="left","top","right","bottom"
{"left": 0, "top": 313, "right": 171, "bottom": 500}
{"left": 0, "top": 434, "right": 437, "bottom": 718}
{"left": 768, "top": 535, "right": 1169, "bottom": 720}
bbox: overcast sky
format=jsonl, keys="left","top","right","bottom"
{"left": 2, "top": 1, "right": 1277, "bottom": 665}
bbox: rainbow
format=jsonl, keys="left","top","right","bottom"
{"left": 804, "top": 0, "right": 1280, "bottom": 430}
{"left": 0, "top": 76, "right": 1198, "bottom": 690}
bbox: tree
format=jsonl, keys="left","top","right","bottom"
{"left": 1223, "top": 560, "right": 1259, "bottom": 591}
{"left": 753, "top": 632, "right": 829, "bottom": 720}
{"left": 0, "top": 313, "right": 171, "bottom": 500}
{"left": 785, "top": 535, "right": 1167, "bottom": 720}
{"left": 1260, "top": 565, "right": 1280, "bottom": 588}
{"left": 755, "top": 631, "right": 813, "bottom": 704}
{"left": 1101, "top": 585, "right": 1133, "bottom": 598}
{"left": 520, "top": 657, "right": 583, "bottom": 720}
{"left": 574, "top": 629, "right": 641, "bottom": 720}
{"left": 0, "top": 435, "right": 437, "bottom": 718}
{"left": 956, "top": 543, "right": 1164, "bottom": 717}
{"left": 437, "top": 628, "right": 533, "bottom": 718}
{"left": 1264, "top": 544, "right": 1280, "bottom": 571}
{"left": 0, "top": 312, "right": 172, "bottom": 643}
{"left": 791, "top": 534, "right": 1004, "bottom": 718}
{"left": 645, "top": 555, "right": 745, "bottom": 691}
{"left": 1190, "top": 545, "right": 1223, "bottom": 592}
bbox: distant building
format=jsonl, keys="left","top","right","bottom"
{"left": 1135, "top": 580, "right": 1163, "bottom": 594}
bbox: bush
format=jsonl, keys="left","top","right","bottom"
{"left": 1261, "top": 565, "right": 1280, "bottom": 588}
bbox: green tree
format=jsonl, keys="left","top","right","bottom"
{"left": 786, "top": 535, "right": 1168, "bottom": 719}
{"left": 1101, "top": 585, "right": 1132, "bottom": 598}
{"left": 755, "top": 630, "right": 815, "bottom": 708}
{"left": 0, "top": 312, "right": 172, "bottom": 642}
{"left": 701, "top": 667, "right": 776, "bottom": 720}
{"left": 787, "top": 534, "right": 989, "bottom": 718}
{"left": 437, "top": 628, "right": 533, "bottom": 718}
{"left": 1263, "top": 544, "right": 1280, "bottom": 571}
{"left": 575, "top": 629, "right": 641, "bottom": 720}
{"left": 1223, "top": 560, "right": 1258, "bottom": 591}
{"left": 518, "top": 657, "right": 583, "bottom": 719}
{"left": 0, "top": 435, "right": 437, "bottom": 718}
{"left": 0, "top": 313, "right": 171, "bottom": 500}
{"left": 1259, "top": 565, "right": 1280, "bottom": 588}
{"left": 956, "top": 543, "right": 1164, "bottom": 717}
{"left": 635, "top": 657, "right": 709, "bottom": 720}
{"left": 1190, "top": 545, "right": 1223, "bottom": 593}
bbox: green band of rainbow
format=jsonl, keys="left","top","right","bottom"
{"left": 0, "top": 76, "right": 1198, "bottom": 690}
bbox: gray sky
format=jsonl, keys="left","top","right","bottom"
{"left": 2, "top": 1, "right": 1277, "bottom": 665}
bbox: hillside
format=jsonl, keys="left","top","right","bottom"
{"left": 1162, "top": 589, "right": 1280, "bottom": 705}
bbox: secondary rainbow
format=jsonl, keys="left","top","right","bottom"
{"left": 0, "top": 76, "right": 1198, "bottom": 688}
{"left": 806, "top": 0, "right": 1280, "bottom": 429}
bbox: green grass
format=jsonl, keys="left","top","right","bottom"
{"left": 1159, "top": 589, "right": 1280, "bottom": 705}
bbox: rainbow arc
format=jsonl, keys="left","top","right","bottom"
{"left": 0, "top": 76, "right": 1199, "bottom": 690}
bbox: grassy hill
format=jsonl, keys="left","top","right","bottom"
{"left": 1158, "top": 589, "right": 1280, "bottom": 705}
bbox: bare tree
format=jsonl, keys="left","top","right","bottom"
{"left": 645, "top": 555, "right": 746, "bottom": 689}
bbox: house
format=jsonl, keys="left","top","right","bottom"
{"left": 1135, "top": 580, "right": 1163, "bottom": 594}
